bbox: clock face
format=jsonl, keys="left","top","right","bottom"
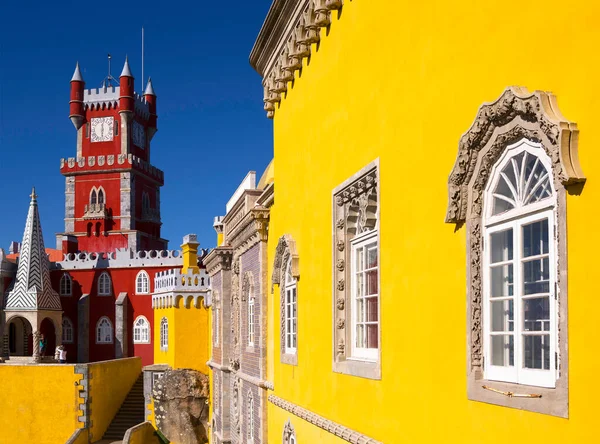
{"left": 90, "top": 117, "right": 114, "bottom": 142}
{"left": 133, "top": 121, "right": 146, "bottom": 149}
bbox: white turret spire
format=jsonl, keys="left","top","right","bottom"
{"left": 71, "top": 61, "right": 84, "bottom": 82}
{"left": 120, "top": 55, "right": 133, "bottom": 77}
{"left": 4, "top": 188, "right": 61, "bottom": 310}
{"left": 144, "top": 77, "right": 156, "bottom": 96}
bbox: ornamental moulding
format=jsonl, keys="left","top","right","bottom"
{"left": 271, "top": 234, "right": 300, "bottom": 291}
{"left": 250, "top": 0, "right": 347, "bottom": 119}
{"left": 445, "top": 86, "right": 585, "bottom": 224}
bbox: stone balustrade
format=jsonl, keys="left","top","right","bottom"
{"left": 53, "top": 248, "right": 182, "bottom": 270}
{"left": 60, "top": 154, "right": 164, "bottom": 182}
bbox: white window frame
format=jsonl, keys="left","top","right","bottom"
{"left": 136, "top": 270, "right": 150, "bottom": 294}
{"left": 133, "top": 316, "right": 150, "bottom": 344}
{"left": 160, "top": 317, "right": 169, "bottom": 351}
{"left": 350, "top": 229, "right": 379, "bottom": 361}
{"left": 96, "top": 317, "right": 113, "bottom": 344}
{"left": 284, "top": 259, "right": 297, "bottom": 355}
{"left": 60, "top": 273, "right": 72, "bottom": 297}
{"left": 98, "top": 272, "right": 112, "bottom": 296}
{"left": 483, "top": 140, "right": 557, "bottom": 388}
{"left": 247, "top": 391, "right": 254, "bottom": 442}
{"left": 62, "top": 317, "right": 74, "bottom": 344}
{"left": 248, "top": 294, "right": 255, "bottom": 347}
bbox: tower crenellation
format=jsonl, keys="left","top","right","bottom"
{"left": 58, "top": 57, "right": 165, "bottom": 255}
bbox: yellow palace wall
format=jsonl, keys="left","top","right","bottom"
{"left": 266, "top": 0, "right": 600, "bottom": 442}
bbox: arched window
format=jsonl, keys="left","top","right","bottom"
{"left": 97, "top": 188, "right": 105, "bottom": 205}
{"left": 136, "top": 270, "right": 150, "bottom": 294}
{"left": 483, "top": 139, "right": 557, "bottom": 388}
{"left": 96, "top": 317, "right": 113, "bottom": 344}
{"left": 247, "top": 391, "right": 254, "bottom": 441}
{"left": 60, "top": 274, "right": 72, "bottom": 297}
{"left": 284, "top": 258, "right": 297, "bottom": 355}
{"left": 133, "top": 316, "right": 150, "bottom": 344}
{"left": 90, "top": 188, "right": 97, "bottom": 205}
{"left": 98, "top": 272, "right": 111, "bottom": 296}
{"left": 62, "top": 317, "right": 74, "bottom": 344}
{"left": 160, "top": 317, "right": 168, "bottom": 351}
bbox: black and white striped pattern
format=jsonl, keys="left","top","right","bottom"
{"left": 4, "top": 192, "right": 61, "bottom": 311}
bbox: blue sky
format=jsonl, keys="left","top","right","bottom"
{"left": 0, "top": 1, "right": 273, "bottom": 252}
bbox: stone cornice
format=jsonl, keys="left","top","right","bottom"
{"left": 256, "top": 182, "right": 275, "bottom": 208}
{"left": 250, "top": 0, "right": 345, "bottom": 119}
{"left": 202, "top": 247, "right": 233, "bottom": 276}
{"left": 268, "top": 395, "right": 381, "bottom": 444}
{"left": 208, "top": 360, "right": 274, "bottom": 390}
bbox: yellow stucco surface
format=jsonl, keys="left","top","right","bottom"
{"left": 88, "top": 357, "right": 142, "bottom": 441}
{"left": 154, "top": 305, "right": 209, "bottom": 373}
{"left": 266, "top": 0, "right": 600, "bottom": 442}
{"left": 0, "top": 365, "right": 81, "bottom": 444}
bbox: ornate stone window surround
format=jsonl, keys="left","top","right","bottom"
{"left": 136, "top": 270, "right": 150, "bottom": 294}
{"left": 212, "top": 290, "right": 221, "bottom": 347}
{"left": 332, "top": 159, "right": 380, "bottom": 380}
{"left": 272, "top": 234, "right": 300, "bottom": 366}
{"left": 243, "top": 272, "right": 256, "bottom": 352}
{"left": 247, "top": 389, "right": 255, "bottom": 442}
{"left": 445, "top": 86, "right": 585, "bottom": 418}
{"left": 282, "top": 419, "right": 296, "bottom": 444}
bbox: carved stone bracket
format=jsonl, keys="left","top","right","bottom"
{"left": 271, "top": 234, "right": 300, "bottom": 292}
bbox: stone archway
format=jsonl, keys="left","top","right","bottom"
{"left": 7, "top": 316, "right": 33, "bottom": 357}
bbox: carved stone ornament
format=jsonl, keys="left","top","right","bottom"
{"left": 337, "top": 279, "right": 345, "bottom": 291}
{"left": 336, "top": 240, "right": 345, "bottom": 252}
{"left": 336, "top": 319, "right": 345, "bottom": 329}
{"left": 336, "top": 297, "right": 345, "bottom": 310}
{"left": 233, "top": 259, "right": 240, "bottom": 275}
{"left": 445, "top": 86, "right": 585, "bottom": 373}
{"left": 271, "top": 234, "right": 299, "bottom": 291}
{"left": 283, "top": 420, "right": 296, "bottom": 442}
{"left": 445, "top": 86, "right": 585, "bottom": 224}
{"left": 336, "top": 218, "right": 345, "bottom": 229}
{"left": 337, "top": 338, "right": 345, "bottom": 355}
{"left": 336, "top": 259, "right": 344, "bottom": 272}
{"left": 232, "top": 378, "right": 241, "bottom": 432}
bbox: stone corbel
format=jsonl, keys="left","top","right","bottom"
{"left": 276, "top": 52, "right": 295, "bottom": 84}
{"left": 302, "top": 1, "right": 321, "bottom": 44}
{"left": 326, "top": 0, "right": 343, "bottom": 9}
{"left": 293, "top": 23, "right": 311, "bottom": 59}
{"left": 286, "top": 36, "right": 303, "bottom": 72}
{"left": 271, "top": 66, "right": 288, "bottom": 94}
{"left": 314, "top": 0, "right": 331, "bottom": 27}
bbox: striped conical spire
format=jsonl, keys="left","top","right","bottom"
{"left": 4, "top": 188, "right": 61, "bottom": 310}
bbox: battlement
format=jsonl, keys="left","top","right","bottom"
{"left": 82, "top": 86, "right": 150, "bottom": 119}
{"left": 60, "top": 154, "right": 164, "bottom": 183}
{"left": 52, "top": 248, "right": 182, "bottom": 270}
{"left": 152, "top": 268, "right": 211, "bottom": 309}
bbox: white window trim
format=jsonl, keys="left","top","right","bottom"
{"left": 133, "top": 315, "right": 151, "bottom": 344}
{"left": 136, "top": 270, "right": 150, "bottom": 294}
{"left": 98, "top": 272, "right": 112, "bottom": 296}
{"left": 60, "top": 273, "right": 72, "bottom": 297}
{"left": 349, "top": 229, "right": 379, "bottom": 362}
{"left": 248, "top": 295, "right": 255, "bottom": 347}
{"left": 160, "top": 317, "right": 169, "bottom": 351}
{"left": 482, "top": 140, "right": 558, "bottom": 389}
{"left": 96, "top": 316, "right": 113, "bottom": 344}
{"left": 284, "top": 261, "right": 297, "bottom": 356}
{"left": 62, "top": 317, "right": 74, "bottom": 344}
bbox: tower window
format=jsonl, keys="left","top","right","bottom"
{"left": 60, "top": 274, "right": 72, "bottom": 297}
{"left": 90, "top": 189, "right": 97, "bottom": 205}
{"left": 98, "top": 188, "right": 105, "bottom": 205}
{"left": 136, "top": 270, "right": 150, "bottom": 294}
{"left": 96, "top": 317, "right": 113, "bottom": 344}
{"left": 98, "top": 272, "right": 112, "bottom": 296}
{"left": 160, "top": 317, "right": 169, "bottom": 351}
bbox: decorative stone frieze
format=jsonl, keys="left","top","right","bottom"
{"left": 202, "top": 247, "right": 233, "bottom": 276}
{"left": 83, "top": 203, "right": 108, "bottom": 220}
{"left": 446, "top": 86, "right": 579, "bottom": 417}
{"left": 250, "top": 0, "right": 349, "bottom": 119}
{"left": 269, "top": 394, "right": 382, "bottom": 444}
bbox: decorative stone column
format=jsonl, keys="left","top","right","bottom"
{"left": 32, "top": 331, "right": 41, "bottom": 363}
{"left": 78, "top": 294, "right": 90, "bottom": 363}
{"left": 115, "top": 292, "right": 128, "bottom": 359}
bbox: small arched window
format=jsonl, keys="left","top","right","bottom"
{"left": 133, "top": 316, "right": 150, "bottom": 343}
{"left": 90, "top": 188, "right": 97, "bottom": 205}
{"left": 98, "top": 272, "right": 111, "bottom": 296}
{"left": 136, "top": 270, "right": 150, "bottom": 294}
{"left": 60, "top": 274, "right": 72, "bottom": 296}
{"left": 160, "top": 317, "right": 168, "bottom": 351}
{"left": 62, "top": 317, "right": 74, "bottom": 344}
{"left": 248, "top": 293, "right": 255, "bottom": 347}
{"left": 96, "top": 317, "right": 113, "bottom": 344}
{"left": 247, "top": 391, "right": 254, "bottom": 441}
{"left": 97, "top": 188, "right": 105, "bottom": 205}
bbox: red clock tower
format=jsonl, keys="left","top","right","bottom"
{"left": 58, "top": 58, "right": 167, "bottom": 253}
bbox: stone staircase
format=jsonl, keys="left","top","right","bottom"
{"left": 102, "top": 374, "right": 145, "bottom": 441}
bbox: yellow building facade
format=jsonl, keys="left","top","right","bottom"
{"left": 243, "top": 0, "right": 600, "bottom": 443}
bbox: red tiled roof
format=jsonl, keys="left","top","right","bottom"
{"left": 6, "top": 248, "right": 63, "bottom": 263}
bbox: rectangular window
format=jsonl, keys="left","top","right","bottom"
{"left": 484, "top": 211, "right": 556, "bottom": 388}
{"left": 285, "top": 285, "right": 297, "bottom": 354}
{"left": 248, "top": 298, "right": 255, "bottom": 347}
{"left": 215, "top": 308, "right": 220, "bottom": 347}
{"left": 351, "top": 231, "right": 379, "bottom": 361}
